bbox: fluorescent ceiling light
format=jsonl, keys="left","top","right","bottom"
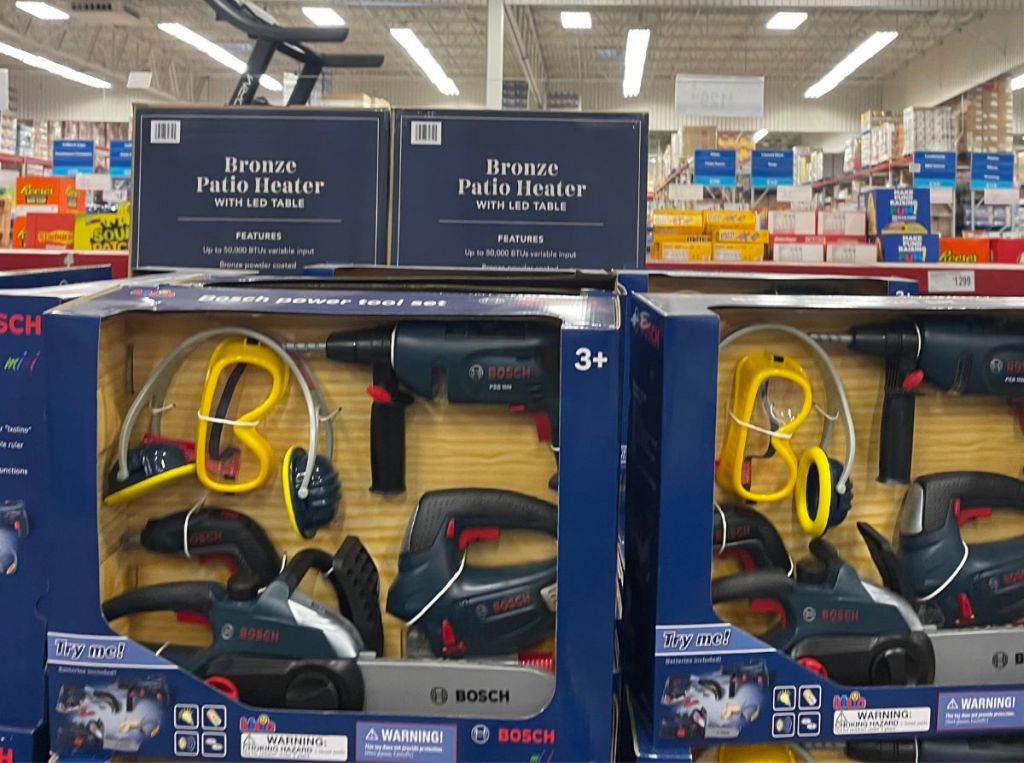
{"left": 804, "top": 31, "right": 898, "bottom": 99}
{"left": 766, "top": 12, "right": 807, "bottom": 31}
{"left": 1011, "top": 72, "right": 1024, "bottom": 91}
{"left": 753, "top": 128, "right": 769, "bottom": 143}
{"left": 390, "top": 28, "right": 458, "bottom": 96}
{"left": 302, "top": 7, "right": 345, "bottom": 27}
{"left": 560, "top": 11, "right": 592, "bottom": 30}
{"left": 622, "top": 28, "right": 650, "bottom": 98}
{"left": 0, "top": 41, "right": 109, "bottom": 88}
{"left": 15, "top": 1, "right": 68, "bottom": 20}
{"left": 158, "top": 22, "right": 282, "bottom": 92}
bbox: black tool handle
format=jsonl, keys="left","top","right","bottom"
{"left": 278, "top": 549, "right": 334, "bottom": 595}
{"left": 711, "top": 570, "right": 794, "bottom": 605}
{"left": 139, "top": 508, "right": 280, "bottom": 586}
{"left": 879, "top": 380, "right": 915, "bottom": 485}
{"left": 847, "top": 738, "right": 1024, "bottom": 763}
{"left": 406, "top": 488, "right": 558, "bottom": 554}
{"left": 103, "top": 582, "right": 218, "bottom": 621}
{"left": 370, "top": 363, "right": 408, "bottom": 494}
{"left": 713, "top": 504, "right": 792, "bottom": 573}
{"left": 330, "top": 537, "right": 384, "bottom": 656}
{"left": 857, "top": 522, "right": 918, "bottom": 601}
{"left": 917, "top": 472, "right": 1024, "bottom": 534}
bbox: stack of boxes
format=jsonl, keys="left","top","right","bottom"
{"left": 793, "top": 146, "right": 823, "bottom": 184}
{"left": 649, "top": 209, "right": 763, "bottom": 262}
{"left": 860, "top": 110, "right": 895, "bottom": 167}
{"left": 13, "top": 176, "right": 86, "bottom": 249}
{"left": 865, "top": 187, "right": 938, "bottom": 262}
{"left": 769, "top": 208, "right": 871, "bottom": 263}
{"left": 903, "top": 106, "right": 956, "bottom": 154}
{"left": 955, "top": 78, "right": 1014, "bottom": 154}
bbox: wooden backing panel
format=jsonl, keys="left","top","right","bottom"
{"left": 96, "top": 313, "right": 558, "bottom": 658}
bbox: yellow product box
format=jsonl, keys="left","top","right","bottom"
{"left": 651, "top": 209, "right": 704, "bottom": 234}
{"left": 703, "top": 210, "right": 757, "bottom": 232}
{"left": 74, "top": 205, "right": 131, "bottom": 250}
{"left": 651, "top": 233, "right": 711, "bottom": 261}
{"left": 659, "top": 239, "right": 714, "bottom": 262}
{"left": 713, "top": 241, "right": 765, "bottom": 261}
{"left": 713, "top": 229, "right": 769, "bottom": 245}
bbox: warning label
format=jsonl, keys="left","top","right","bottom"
{"left": 356, "top": 721, "right": 456, "bottom": 763}
{"left": 240, "top": 732, "right": 348, "bottom": 761}
{"left": 939, "top": 691, "right": 1024, "bottom": 732}
{"left": 833, "top": 707, "right": 931, "bottom": 736}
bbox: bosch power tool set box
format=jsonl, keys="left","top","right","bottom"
{"left": 42, "top": 282, "right": 622, "bottom": 762}
{"left": 622, "top": 291, "right": 1024, "bottom": 761}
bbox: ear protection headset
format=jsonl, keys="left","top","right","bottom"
{"left": 717, "top": 323, "right": 855, "bottom": 536}
{"left": 106, "top": 326, "right": 340, "bottom": 538}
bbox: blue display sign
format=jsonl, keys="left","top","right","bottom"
{"left": 131, "top": 107, "right": 389, "bottom": 272}
{"left": 751, "top": 149, "right": 793, "bottom": 189}
{"left": 109, "top": 140, "right": 132, "bottom": 178}
{"left": 970, "top": 152, "right": 1015, "bottom": 190}
{"left": 912, "top": 151, "right": 956, "bottom": 189}
{"left": 693, "top": 149, "right": 737, "bottom": 188}
{"left": 52, "top": 140, "right": 94, "bottom": 177}
{"left": 391, "top": 109, "right": 648, "bottom": 268}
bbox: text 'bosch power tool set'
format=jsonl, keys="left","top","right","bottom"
{"left": 41, "top": 283, "right": 621, "bottom": 762}
{"left": 623, "top": 292, "right": 1024, "bottom": 762}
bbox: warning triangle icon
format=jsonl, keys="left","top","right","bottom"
{"left": 947, "top": 698, "right": 959, "bottom": 710}
{"left": 366, "top": 728, "right": 379, "bottom": 741}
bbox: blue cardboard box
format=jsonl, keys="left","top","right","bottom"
{"left": 44, "top": 283, "right": 622, "bottom": 761}
{"left": 131, "top": 106, "right": 389, "bottom": 273}
{"left": 878, "top": 233, "right": 940, "bottom": 263}
{"left": 391, "top": 109, "right": 648, "bottom": 270}
{"left": 622, "top": 292, "right": 1024, "bottom": 758}
{"left": 864, "top": 188, "right": 931, "bottom": 236}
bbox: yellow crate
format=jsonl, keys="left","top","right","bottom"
{"left": 651, "top": 209, "right": 704, "bottom": 234}
{"left": 713, "top": 228, "right": 769, "bottom": 244}
{"left": 704, "top": 210, "right": 757, "bottom": 232}
{"left": 713, "top": 241, "right": 765, "bottom": 261}
{"left": 657, "top": 240, "right": 714, "bottom": 262}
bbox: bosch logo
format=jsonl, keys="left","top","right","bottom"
{"left": 1003, "top": 569, "right": 1024, "bottom": 587}
{"left": 468, "top": 364, "right": 484, "bottom": 381}
{"left": 1008, "top": 360, "right": 1024, "bottom": 374}
{"left": 994, "top": 652, "right": 1009, "bottom": 670}
{"left": 493, "top": 592, "right": 532, "bottom": 614}
{"left": 487, "top": 365, "right": 531, "bottom": 381}
{"left": 470, "top": 725, "right": 490, "bottom": 745}
{"left": 455, "top": 689, "right": 510, "bottom": 704}
{"left": 187, "top": 530, "right": 222, "bottom": 546}
{"left": 991, "top": 358, "right": 1005, "bottom": 373}
{"left": 820, "top": 608, "right": 860, "bottom": 623}
{"left": 430, "top": 687, "right": 448, "bottom": 705}
{"left": 630, "top": 309, "right": 661, "bottom": 350}
{"left": 0, "top": 313, "right": 41, "bottom": 336}
{"left": 802, "top": 607, "right": 816, "bottom": 623}
{"left": 497, "top": 727, "right": 556, "bottom": 745}
{"left": 0, "top": 745, "right": 12, "bottom": 763}
{"left": 220, "top": 623, "right": 235, "bottom": 640}
{"left": 239, "top": 626, "right": 280, "bottom": 643}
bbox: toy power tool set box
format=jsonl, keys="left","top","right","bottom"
{"left": 42, "top": 282, "right": 622, "bottom": 762}
{"left": 622, "top": 292, "right": 1024, "bottom": 762}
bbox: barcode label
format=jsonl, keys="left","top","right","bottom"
{"left": 150, "top": 120, "right": 180, "bottom": 144}
{"left": 410, "top": 121, "right": 441, "bottom": 145}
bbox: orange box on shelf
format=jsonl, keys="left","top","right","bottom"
{"left": 15, "top": 176, "right": 86, "bottom": 215}
{"left": 12, "top": 216, "right": 26, "bottom": 248}
{"left": 938, "top": 237, "right": 990, "bottom": 263}
{"left": 24, "top": 213, "right": 75, "bottom": 250}
{"left": 990, "top": 239, "right": 1024, "bottom": 264}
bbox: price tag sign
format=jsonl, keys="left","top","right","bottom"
{"left": 693, "top": 149, "right": 737, "bottom": 188}
{"left": 984, "top": 187, "right": 1019, "bottom": 206}
{"left": 109, "top": 140, "right": 132, "bottom": 178}
{"left": 777, "top": 185, "right": 812, "bottom": 204}
{"left": 928, "top": 270, "right": 976, "bottom": 294}
{"left": 913, "top": 151, "right": 956, "bottom": 189}
{"left": 674, "top": 75, "right": 764, "bottom": 118}
{"left": 668, "top": 183, "right": 704, "bottom": 201}
{"left": 751, "top": 150, "right": 794, "bottom": 189}
{"left": 970, "top": 152, "right": 1015, "bottom": 190}
{"left": 53, "top": 140, "right": 94, "bottom": 177}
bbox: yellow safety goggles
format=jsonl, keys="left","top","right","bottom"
{"left": 716, "top": 350, "right": 813, "bottom": 503}
{"left": 195, "top": 337, "right": 290, "bottom": 494}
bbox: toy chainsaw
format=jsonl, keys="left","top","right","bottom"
{"left": 103, "top": 536, "right": 554, "bottom": 717}
{"left": 714, "top": 532, "right": 1024, "bottom": 686}
{"left": 0, "top": 499, "right": 27, "bottom": 575}
{"left": 386, "top": 488, "right": 558, "bottom": 659}
{"left": 713, "top": 503, "right": 793, "bottom": 575}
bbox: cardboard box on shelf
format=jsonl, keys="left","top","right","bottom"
{"left": 682, "top": 126, "right": 718, "bottom": 158}
{"left": 12, "top": 215, "right": 25, "bottom": 248}
{"left": 24, "top": 213, "right": 74, "bottom": 250}
{"left": 818, "top": 209, "right": 866, "bottom": 236}
{"left": 704, "top": 210, "right": 757, "bottom": 232}
{"left": 879, "top": 232, "right": 940, "bottom": 262}
{"left": 15, "top": 176, "right": 85, "bottom": 215}
{"left": 767, "top": 210, "right": 816, "bottom": 235}
{"left": 73, "top": 206, "right": 131, "bottom": 251}
{"left": 660, "top": 239, "right": 714, "bottom": 262}
{"left": 865, "top": 187, "right": 931, "bottom": 235}
{"left": 773, "top": 240, "right": 824, "bottom": 263}
{"left": 652, "top": 209, "right": 704, "bottom": 234}
{"left": 0, "top": 196, "right": 10, "bottom": 247}
{"left": 713, "top": 229, "right": 769, "bottom": 245}
{"left": 938, "top": 237, "right": 990, "bottom": 264}
{"left": 651, "top": 233, "right": 712, "bottom": 261}
{"left": 827, "top": 241, "right": 878, "bottom": 264}
{"left": 712, "top": 241, "right": 764, "bottom": 261}
{"left": 991, "top": 239, "right": 1024, "bottom": 264}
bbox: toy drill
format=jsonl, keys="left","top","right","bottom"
{"left": 290, "top": 321, "right": 560, "bottom": 493}
{"left": 812, "top": 317, "right": 1024, "bottom": 484}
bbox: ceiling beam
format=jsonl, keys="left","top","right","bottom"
{"left": 504, "top": 4, "right": 546, "bottom": 107}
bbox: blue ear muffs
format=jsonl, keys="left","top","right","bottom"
{"left": 795, "top": 450, "right": 853, "bottom": 537}
{"left": 105, "top": 442, "right": 196, "bottom": 504}
{"left": 283, "top": 446, "right": 341, "bottom": 539}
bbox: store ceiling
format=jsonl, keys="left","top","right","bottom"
{"left": 0, "top": 0, "right": 995, "bottom": 102}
